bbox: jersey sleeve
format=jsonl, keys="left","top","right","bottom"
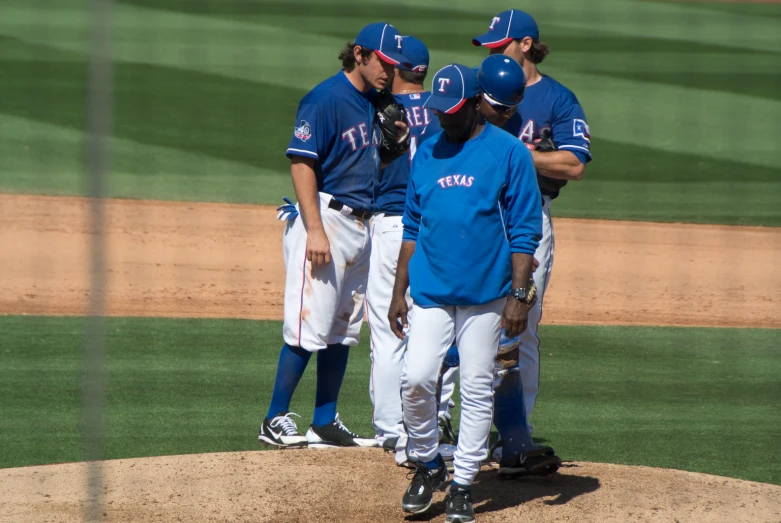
{"left": 551, "top": 101, "right": 592, "bottom": 163}
{"left": 402, "top": 141, "right": 431, "bottom": 242}
{"left": 286, "top": 102, "right": 328, "bottom": 161}
{"left": 401, "top": 173, "right": 421, "bottom": 242}
{"left": 503, "top": 145, "right": 543, "bottom": 255}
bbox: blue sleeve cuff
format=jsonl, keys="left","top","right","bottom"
{"left": 402, "top": 228, "right": 419, "bottom": 242}
{"left": 510, "top": 243, "right": 539, "bottom": 256}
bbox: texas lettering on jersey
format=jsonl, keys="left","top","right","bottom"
{"left": 341, "top": 122, "right": 380, "bottom": 151}
{"left": 437, "top": 174, "right": 475, "bottom": 188}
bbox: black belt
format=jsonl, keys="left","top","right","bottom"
{"left": 328, "top": 198, "right": 373, "bottom": 220}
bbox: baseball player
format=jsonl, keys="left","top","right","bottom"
{"left": 472, "top": 9, "right": 592, "bottom": 474}
{"left": 364, "top": 35, "right": 458, "bottom": 466}
{"left": 389, "top": 64, "right": 542, "bottom": 523}
{"left": 257, "top": 22, "right": 411, "bottom": 449}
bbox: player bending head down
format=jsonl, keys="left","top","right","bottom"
{"left": 473, "top": 9, "right": 549, "bottom": 68}
{"left": 475, "top": 54, "right": 526, "bottom": 128}
{"left": 390, "top": 64, "right": 543, "bottom": 523}
{"left": 338, "top": 22, "right": 410, "bottom": 92}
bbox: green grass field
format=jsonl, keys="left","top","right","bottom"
{"left": 1, "top": 0, "right": 780, "bottom": 224}
{"left": 1, "top": 0, "right": 780, "bottom": 494}
{"left": 1, "top": 316, "right": 779, "bottom": 485}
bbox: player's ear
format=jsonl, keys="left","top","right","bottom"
{"left": 520, "top": 37, "right": 533, "bottom": 54}
{"left": 353, "top": 45, "right": 364, "bottom": 62}
{"left": 474, "top": 93, "right": 483, "bottom": 110}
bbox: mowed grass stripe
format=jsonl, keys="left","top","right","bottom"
{"left": 0, "top": 114, "right": 292, "bottom": 202}
{"left": 1, "top": 36, "right": 779, "bottom": 223}
{"left": 0, "top": 316, "right": 779, "bottom": 486}
{"left": 1, "top": 0, "right": 780, "bottom": 223}
{"left": 4, "top": 1, "right": 780, "bottom": 168}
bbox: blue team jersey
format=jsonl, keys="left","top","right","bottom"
{"left": 286, "top": 71, "right": 380, "bottom": 212}
{"left": 505, "top": 74, "right": 592, "bottom": 199}
{"left": 402, "top": 124, "right": 542, "bottom": 307}
{"left": 375, "top": 92, "right": 442, "bottom": 215}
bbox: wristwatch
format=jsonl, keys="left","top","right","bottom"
{"left": 510, "top": 287, "right": 528, "bottom": 303}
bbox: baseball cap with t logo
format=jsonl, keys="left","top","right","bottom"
{"left": 472, "top": 9, "right": 539, "bottom": 48}
{"left": 354, "top": 22, "right": 411, "bottom": 68}
{"left": 423, "top": 63, "right": 480, "bottom": 114}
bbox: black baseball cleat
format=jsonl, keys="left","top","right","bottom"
{"left": 445, "top": 483, "right": 475, "bottom": 523}
{"left": 305, "top": 413, "right": 378, "bottom": 448}
{"left": 258, "top": 412, "right": 308, "bottom": 447}
{"left": 401, "top": 455, "right": 450, "bottom": 514}
{"left": 497, "top": 444, "right": 562, "bottom": 479}
{"left": 438, "top": 414, "right": 457, "bottom": 446}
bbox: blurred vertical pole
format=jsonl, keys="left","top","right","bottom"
{"left": 84, "top": 0, "right": 113, "bottom": 520}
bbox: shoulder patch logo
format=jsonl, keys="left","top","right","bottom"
{"left": 573, "top": 119, "right": 590, "bottom": 141}
{"left": 294, "top": 120, "right": 312, "bottom": 142}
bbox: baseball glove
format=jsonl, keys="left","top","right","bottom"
{"left": 525, "top": 128, "right": 556, "bottom": 153}
{"left": 375, "top": 88, "right": 410, "bottom": 164}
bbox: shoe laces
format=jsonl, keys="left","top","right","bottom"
{"left": 406, "top": 463, "right": 438, "bottom": 492}
{"left": 270, "top": 412, "right": 301, "bottom": 436}
{"left": 333, "top": 414, "right": 360, "bottom": 438}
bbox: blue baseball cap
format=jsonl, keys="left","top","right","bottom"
{"left": 424, "top": 64, "right": 480, "bottom": 114}
{"left": 354, "top": 22, "right": 410, "bottom": 67}
{"left": 476, "top": 54, "right": 526, "bottom": 106}
{"left": 398, "top": 35, "right": 429, "bottom": 73}
{"left": 472, "top": 9, "right": 539, "bottom": 48}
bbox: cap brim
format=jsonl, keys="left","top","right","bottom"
{"left": 376, "top": 50, "right": 410, "bottom": 68}
{"left": 472, "top": 34, "right": 513, "bottom": 48}
{"left": 424, "top": 95, "right": 467, "bottom": 115}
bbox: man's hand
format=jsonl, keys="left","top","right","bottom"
{"left": 502, "top": 297, "right": 530, "bottom": 338}
{"left": 395, "top": 120, "right": 410, "bottom": 143}
{"left": 306, "top": 228, "right": 331, "bottom": 267}
{"left": 388, "top": 293, "right": 409, "bottom": 340}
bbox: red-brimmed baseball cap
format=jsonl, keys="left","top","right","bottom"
{"left": 423, "top": 64, "right": 480, "bottom": 114}
{"left": 355, "top": 22, "right": 411, "bottom": 67}
{"left": 472, "top": 9, "right": 540, "bottom": 49}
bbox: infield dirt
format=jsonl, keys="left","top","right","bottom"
{"left": 2, "top": 449, "right": 781, "bottom": 523}
{"left": 2, "top": 194, "right": 780, "bottom": 328}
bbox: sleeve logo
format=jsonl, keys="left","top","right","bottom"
{"left": 573, "top": 119, "right": 590, "bottom": 141}
{"left": 294, "top": 120, "right": 312, "bottom": 142}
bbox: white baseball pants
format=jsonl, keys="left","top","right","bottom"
{"left": 366, "top": 213, "right": 458, "bottom": 450}
{"left": 282, "top": 193, "right": 371, "bottom": 352}
{"left": 401, "top": 298, "right": 503, "bottom": 486}
{"left": 517, "top": 196, "right": 554, "bottom": 428}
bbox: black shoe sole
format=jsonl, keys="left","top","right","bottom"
{"left": 497, "top": 456, "right": 562, "bottom": 479}
{"left": 446, "top": 514, "right": 475, "bottom": 523}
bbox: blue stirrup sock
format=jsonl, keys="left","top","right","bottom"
{"left": 266, "top": 343, "right": 312, "bottom": 419}
{"left": 424, "top": 455, "right": 442, "bottom": 470}
{"left": 312, "top": 343, "right": 350, "bottom": 426}
{"left": 493, "top": 370, "right": 535, "bottom": 453}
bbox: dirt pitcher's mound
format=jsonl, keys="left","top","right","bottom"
{"left": 2, "top": 449, "right": 780, "bottom": 523}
